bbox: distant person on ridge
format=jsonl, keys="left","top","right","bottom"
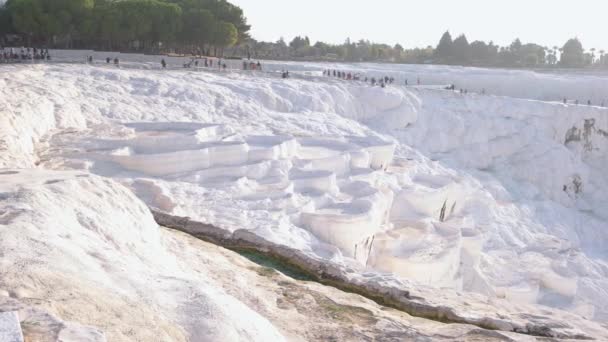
{"left": 114, "top": 58, "right": 119, "bottom": 66}
{"left": 106, "top": 57, "right": 111, "bottom": 64}
{"left": 161, "top": 59, "right": 166, "bottom": 68}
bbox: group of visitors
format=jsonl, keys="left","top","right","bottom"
{"left": 323, "top": 69, "right": 424, "bottom": 88}
{"left": 8, "top": 48, "right": 606, "bottom": 110}
{"left": 243, "top": 60, "right": 262, "bottom": 71}
{"left": 443, "top": 84, "right": 483, "bottom": 95}
{"left": 444, "top": 84, "right": 606, "bottom": 107}
{"left": 0, "top": 47, "right": 51, "bottom": 63}
{"left": 86, "top": 55, "right": 231, "bottom": 69}
{"left": 85, "top": 55, "right": 119, "bottom": 66}
{"left": 103, "top": 57, "right": 120, "bottom": 66}
{"left": 371, "top": 75, "right": 396, "bottom": 88}
{"left": 563, "top": 98, "right": 606, "bottom": 107}
{"left": 177, "top": 57, "right": 227, "bottom": 70}
{"left": 323, "top": 69, "right": 362, "bottom": 81}
{"left": 305, "top": 68, "right": 400, "bottom": 88}
{"left": 317, "top": 69, "right": 608, "bottom": 107}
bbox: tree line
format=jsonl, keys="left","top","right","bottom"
{"left": 1, "top": 3, "right": 605, "bottom": 70}
{"left": 433, "top": 31, "right": 604, "bottom": 68}
{"left": 230, "top": 32, "right": 607, "bottom": 69}
{"left": 0, "top": 0, "right": 249, "bottom": 55}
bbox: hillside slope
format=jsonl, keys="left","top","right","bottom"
{"left": 1, "top": 63, "right": 607, "bottom": 338}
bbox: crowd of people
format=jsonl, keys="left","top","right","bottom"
{"left": 83, "top": 55, "right": 235, "bottom": 70}
{"left": 323, "top": 69, "right": 423, "bottom": 88}
{"left": 157, "top": 57, "right": 231, "bottom": 70}
{"left": 160, "top": 56, "right": 264, "bottom": 74}
{"left": 83, "top": 55, "right": 120, "bottom": 66}
{"left": 0, "top": 47, "right": 51, "bottom": 63}
{"left": 243, "top": 60, "right": 262, "bottom": 70}
{"left": 563, "top": 98, "right": 606, "bottom": 107}
{"left": 321, "top": 68, "right": 608, "bottom": 106}
{"left": 99, "top": 57, "right": 120, "bottom": 66}
{"left": 323, "top": 69, "right": 361, "bottom": 81}
{"left": 3, "top": 48, "right": 607, "bottom": 108}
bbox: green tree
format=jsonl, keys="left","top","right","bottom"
{"left": 94, "top": 0, "right": 122, "bottom": 49}
{"left": 146, "top": 1, "right": 182, "bottom": 46}
{"left": 560, "top": 38, "right": 584, "bottom": 67}
{"left": 180, "top": 8, "right": 214, "bottom": 47}
{"left": 470, "top": 40, "right": 491, "bottom": 65}
{"left": 211, "top": 20, "right": 237, "bottom": 55}
{"left": 7, "top": 0, "right": 95, "bottom": 46}
{"left": 509, "top": 38, "right": 522, "bottom": 53}
{"left": 452, "top": 34, "right": 470, "bottom": 64}
{"left": 289, "top": 36, "right": 309, "bottom": 50}
{"left": 0, "top": 2, "right": 15, "bottom": 35}
{"left": 435, "top": 31, "right": 453, "bottom": 62}
{"left": 5, "top": 0, "right": 48, "bottom": 44}
{"left": 52, "top": 0, "right": 94, "bottom": 47}
{"left": 172, "top": 0, "right": 249, "bottom": 42}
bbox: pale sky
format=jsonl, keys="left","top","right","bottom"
{"left": 231, "top": 0, "right": 607, "bottom": 51}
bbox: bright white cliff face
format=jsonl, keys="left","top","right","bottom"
{"left": 1, "top": 60, "right": 607, "bottom": 328}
